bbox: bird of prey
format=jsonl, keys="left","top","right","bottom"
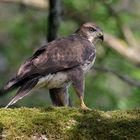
{"left": 3, "top": 22, "right": 103, "bottom": 110}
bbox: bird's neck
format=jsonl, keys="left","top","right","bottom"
{"left": 75, "top": 31, "right": 93, "bottom": 44}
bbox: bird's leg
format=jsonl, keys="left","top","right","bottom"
{"left": 69, "top": 68, "right": 91, "bottom": 110}
{"left": 73, "top": 85, "right": 91, "bottom": 110}
{"left": 49, "top": 87, "right": 72, "bottom": 106}
{"left": 80, "top": 96, "right": 91, "bottom": 110}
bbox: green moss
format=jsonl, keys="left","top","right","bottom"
{"left": 0, "top": 107, "right": 140, "bottom": 139}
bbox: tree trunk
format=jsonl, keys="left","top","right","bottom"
{"left": 47, "top": 0, "right": 61, "bottom": 42}
{"left": 47, "top": 0, "right": 72, "bottom": 107}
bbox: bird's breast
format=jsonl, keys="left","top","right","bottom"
{"left": 36, "top": 72, "right": 69, "bottom": 89}
{"left": 82, "top": 53, "right": 96, "bottom": 72}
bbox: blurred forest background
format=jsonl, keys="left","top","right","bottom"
{"left": 0, "top": 0, "right": 140, "bottom": 110}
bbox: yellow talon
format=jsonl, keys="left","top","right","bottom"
{"left": 80, "top": 97, "right": 92, "bottom": 110}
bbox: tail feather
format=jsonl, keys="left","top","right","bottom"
{"left": 4, "top": 74, "right": 40, "bottom": 91}
{"left": 4, "top": 77, "right": 23, "bottom": 91}
{"left": 0, "top": 77, "right": 26, "bottom": 97}
{"left": 5, "top": 78, "right": 38, "bottom": 108}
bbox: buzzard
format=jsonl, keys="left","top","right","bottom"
{"left": 3, "top": 22, "right": 103, "bottom": 110}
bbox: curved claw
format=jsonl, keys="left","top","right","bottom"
{"left": 80, "top": 97, "right": 92, "bottom": 110}
{"left": 81, "top": 104, "right": 92, "bottom": 111}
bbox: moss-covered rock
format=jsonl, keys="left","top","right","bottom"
{"left": 0, "top": 107, "right": 140, "bottom": 140}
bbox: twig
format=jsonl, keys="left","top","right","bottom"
{"left": 104, "top": 33, "right": 140, "bottom": 66}
{"left": 94, "top": 66, "right": 140, "bottom": 88}
{"left": 0, "top": 0, "right": 48, "bottom": 9}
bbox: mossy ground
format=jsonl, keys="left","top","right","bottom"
{"left": 0, "top": 107, "right": 140, "bottom": 140}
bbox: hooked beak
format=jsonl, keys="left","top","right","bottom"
{"left": 98, "top": 35, "right": 104, "bottom": 42}
{"left": 96, "top": 28, "right": 104, "bottom": 42}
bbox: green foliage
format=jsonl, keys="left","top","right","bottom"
{"left": 0, "top": 0, "right": 140, "bottom": 110}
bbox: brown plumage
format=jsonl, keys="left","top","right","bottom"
{"left": 3, "top": 22, "right": 104, "bottom": 109}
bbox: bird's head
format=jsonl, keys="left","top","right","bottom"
{"left": 76, "top": 22, "right": 104, "bottom": 44}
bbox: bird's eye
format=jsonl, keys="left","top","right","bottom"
{"left": 89, "top": 27, "right": 96, "bottom": 32}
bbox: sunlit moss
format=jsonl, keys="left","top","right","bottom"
{"left": 0, "top": 107, "right": 140, "bottom": 139}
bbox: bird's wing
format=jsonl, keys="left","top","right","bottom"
{"left": 17, "top": 35, "right": 95, "bottom": 79}
{"left": 4, "top": 35, "right": 95, "bottom": 91}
